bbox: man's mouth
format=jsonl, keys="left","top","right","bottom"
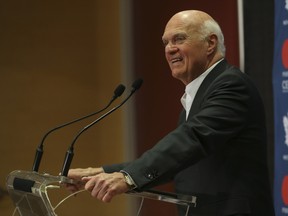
{"left": 171, "top": 57, "right": 183, "bottom": 64}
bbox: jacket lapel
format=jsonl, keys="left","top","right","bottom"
{"left": 188, "top": 59, "right": 230, "bottom": 118}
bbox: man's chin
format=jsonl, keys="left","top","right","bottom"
{"left": 171, "top": 69, "right": 183, "bottom": 78}
{"left": 171, "top": 71, "right": 186, "bottom": 83}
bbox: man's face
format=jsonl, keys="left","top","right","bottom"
{"left": 162, "top": 16, "right": 208, "bottom": 85}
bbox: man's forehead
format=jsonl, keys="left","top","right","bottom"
{"left": 162, "top": 25, "right": 188, "bottom": 40}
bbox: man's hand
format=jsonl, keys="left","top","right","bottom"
{"left": 65, "top": 167, "right": 104, "bottom": 192}
{"left": 83, "top": 172, "right": 129, "bottom": 203}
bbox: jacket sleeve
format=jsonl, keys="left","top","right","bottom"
{"left": 103, "top": 162, "right": 131, "bottom": 173}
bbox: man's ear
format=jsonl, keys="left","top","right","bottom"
{"left": 207, "top": 34, "right": 218, "bottom": 55}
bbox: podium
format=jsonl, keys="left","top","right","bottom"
{"left": 7, "top": 170, "right": 197, "bottom": 216}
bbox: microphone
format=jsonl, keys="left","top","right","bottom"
{"left": 60, "top": 78, "right": 143, "bottom": 176}
{"left": 31, "top": 84, "right": 126, "bottom": 172}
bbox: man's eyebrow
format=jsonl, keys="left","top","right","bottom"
{"left": 162, "top": 32, "right": 186, "bottom": 40}
{"left": 174, "top": 32, "right": 188, "bottom": 37}
{"left": 161, "top": 32, "right": 188, "bottom": 45}
{"left": 161, "top": 35, "right": 168, "bottom": 44}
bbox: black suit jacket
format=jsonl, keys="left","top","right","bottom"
{"left": 104, "top": 60, "right": 275, "bottom": 215}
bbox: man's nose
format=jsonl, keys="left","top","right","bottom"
{"left": 165, "top": 44, "right": 178, "bottom": 54}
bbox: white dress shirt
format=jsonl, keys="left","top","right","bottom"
{"left": 181, "top": 59, "right": 223, "bottom": 120}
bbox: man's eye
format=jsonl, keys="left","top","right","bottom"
{"left": 175, "top": 36, "right": 186, "bottom": 43}
{"left": 162, "top": 40, "right": 168, "bottom": 47}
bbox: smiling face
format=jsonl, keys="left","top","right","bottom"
{"left": 162, "top": 11, "right": 218, "bottom": 85}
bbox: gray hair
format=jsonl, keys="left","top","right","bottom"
{"left": 200, "top": 19, "right": 226, "bottom": 57}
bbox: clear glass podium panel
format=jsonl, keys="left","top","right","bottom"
{"left": 6, "top": 170, "right": 73, "bottom": 216}
{"left": 7, "top": 170, "right": 197, "bottom": 216}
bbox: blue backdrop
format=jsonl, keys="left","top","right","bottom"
{"left": 273, "top": 0, "right": 288, "bottom": 215}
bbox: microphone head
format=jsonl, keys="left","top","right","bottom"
{"left": 131, "top": 78, "right": 143, "bottom": 92}
{"left": 114, "top": 84, "right": 126, "bottom": 98}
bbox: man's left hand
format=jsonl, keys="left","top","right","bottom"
{"left": 83, "top": 172, "right": 129, "bottom": 203}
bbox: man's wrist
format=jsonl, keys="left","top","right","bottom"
{"left": 120, "top": 170, "right": 137, "bottom": 190}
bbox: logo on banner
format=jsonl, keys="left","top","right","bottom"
{"left": 284, "top": 114, "right": 288, "bottom": 147}
{"left": 283, "top": 176, "right": 288, "bottom": 206}
{"left": 283, "top": 40, "right": 288, "bottom": 69}
{"left": 282, "top": 40, "right": 288, "bottom": 93}
{"left": 284, "top": 0, "right": 288, "bottom": 25}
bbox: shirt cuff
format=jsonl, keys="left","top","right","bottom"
{"left": 120, "top": 170, "right": 137, "bottom": 190}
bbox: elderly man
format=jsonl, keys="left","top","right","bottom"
{"left": 67, "top": 10, "right": 275, "bottom": 216}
